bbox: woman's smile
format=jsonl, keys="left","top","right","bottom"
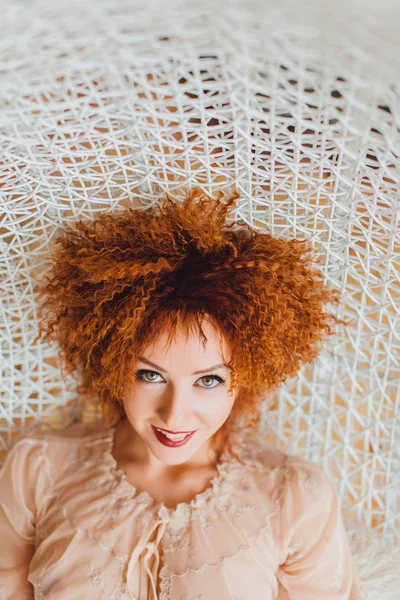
{"left": 152, "top": 425, "right": 197, "bottom": 447}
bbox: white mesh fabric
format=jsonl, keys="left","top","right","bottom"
{"left": 0, "top": 0, "right": 399, "bottom": 548}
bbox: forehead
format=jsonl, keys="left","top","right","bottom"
{"left": 141, "top": 317, "right": 230, "bottom": 360}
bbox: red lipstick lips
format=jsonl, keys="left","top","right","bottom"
{"left": 151, "top": 425, "right": 196, "bottom": 448}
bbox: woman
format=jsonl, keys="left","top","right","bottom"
{"left": 0, "top": 188, "right": 366, "bottom": 599}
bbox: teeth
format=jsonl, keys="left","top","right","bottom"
{"left": 156, "top": 428, "right": 192, "bottom": 441}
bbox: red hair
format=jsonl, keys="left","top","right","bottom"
{"left": 34, "top": 188, "right": 346, "bottom": 461}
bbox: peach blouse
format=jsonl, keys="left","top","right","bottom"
{"left": 0, "top": 421, "right": 367, "bottom": 600}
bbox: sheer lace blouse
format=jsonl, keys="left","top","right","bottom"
{"left": 0, "top": 421, "right": 366, "bottom": 599}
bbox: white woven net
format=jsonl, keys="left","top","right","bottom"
{"left": 0, "top": 0, "right": 399, "bottom": 547}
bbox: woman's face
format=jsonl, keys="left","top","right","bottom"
{"left": 122, "top": 318, "right": 236, "bottom": 467}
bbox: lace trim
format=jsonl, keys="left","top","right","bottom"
{"left": 163, "top": 461, "right": 288, "bottom": 580}
{"left": 35, "top": 425, "right": 251, "bottom": 599}
{"left": 36, "top": 424, "right": 290, "bottom": 600}
{"left": 159, "top": 564, "right": 173, "bottom": 600}
{"left": 156, "top": 451, "right": 289, "bottom": 598}
{"left": 104, "top": 424, "right": 246, "bottom": 517}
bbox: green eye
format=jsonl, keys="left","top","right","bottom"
{"left": 199, "top": 376, "right": 222, "bottom": 388}
{"left": 135, "top": 370, "right": 225, "bottom": 388}
{"left": 137, "top": 370, "right": 162, "bottom": 382}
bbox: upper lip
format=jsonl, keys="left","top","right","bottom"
{"left": 152, "top": 425, "right": 196, "bottom": 434}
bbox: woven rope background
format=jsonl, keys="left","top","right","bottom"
{"left": 0, "top": 0, "right": 399, "bottom": 547}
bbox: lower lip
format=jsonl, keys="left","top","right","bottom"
{"left": 151, "top": 425, "right": 197, "bottom": 447}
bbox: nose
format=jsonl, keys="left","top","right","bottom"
{"left": 156, "top": 387, "right": 193, "bottom": 431}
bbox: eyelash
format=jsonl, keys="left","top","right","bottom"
{"left": 135, "top": 369, "right": 226, "bottom": 389}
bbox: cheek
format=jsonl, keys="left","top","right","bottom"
{"left": 195, "top": 395, "right": 235, "bottom": 422}
{"left": 122, "top": 389, "right": 151, "bottom": 418}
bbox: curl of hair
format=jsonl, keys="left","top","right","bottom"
{"left": 34, "top": 187, "right": 347, "bottom": 463}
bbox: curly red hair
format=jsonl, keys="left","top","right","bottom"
{"left": 34, "top": 187, "right": 346, "bottom": 461}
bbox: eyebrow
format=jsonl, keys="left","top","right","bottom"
{"left": 137, "top": 356, "right": 230, "bottom": 375}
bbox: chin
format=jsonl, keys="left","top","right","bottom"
{"left": 149, "top": 430, "right": 204, "bottom": 460}
{"left": 151, "top": 443, "right": 197, "bottom": 464}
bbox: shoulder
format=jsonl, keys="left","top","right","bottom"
{"left": 2, "top": 420, "right": 113, "bottom": 493}
{"left": 283, "top": 453, "right": 337, "bottom": 495}
{"left": 235, "top": 428, "right": 289, "bottom": 472}
{"left": 1, "top": 433, "right": 44, "bottom": 475}
{"left": 236, "top": 429, "right": 337, "bottom": 504}
{"left": 279, "top": 453, "right": 340, "bottom": 525}
{"left": 2, "top": 420, "right": 111, "bottom": 471}
{"left": 23, "top": 419, "right": 111, "bottom": 444}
